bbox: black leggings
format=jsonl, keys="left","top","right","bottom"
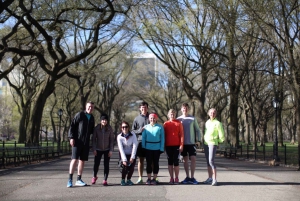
{"left": 93, "top": 150, "right": 110, "bottom": 180}
{"left": 166, "top": 146, "right": 180, "bottom": 166}
{"left": 145, "top": 149, "right": 161, "bottom": 174}
{"left": 121, "top": 155, "right": 136, "bottom": 180}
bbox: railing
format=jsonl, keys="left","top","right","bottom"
{"left": 0, "top": 141, "right": 72, "bottom": 168}
{"left": 218, "top": 143, "right": 300, "bottom": 168}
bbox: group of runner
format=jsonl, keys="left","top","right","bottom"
{"left": 66, "top": 101, "right": 225, "bottom": 187}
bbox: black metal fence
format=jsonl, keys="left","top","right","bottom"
{"left": 220, "top": 144, "right": 300, "bottom": 168}
{"left": 0, "top": 141, "right": 72, "bottom": 168}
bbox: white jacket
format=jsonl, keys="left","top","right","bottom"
{"left": 117, "top": 132, "right": 138, "bottom": 162}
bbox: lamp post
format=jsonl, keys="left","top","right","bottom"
{"left": 273, "top": 99, "right": 280, "bottom": 162}
{"left": 58, "top": 109, "right": 63, "bottom": 153}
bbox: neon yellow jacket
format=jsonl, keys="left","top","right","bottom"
{"left": 204, "top": 118, "right": 225, "bottom": 145}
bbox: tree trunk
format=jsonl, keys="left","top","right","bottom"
{"left": 27, "top": 77, "right": 55, "bottom": 144}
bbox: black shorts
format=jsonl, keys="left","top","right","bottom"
{"left": 136, "top": 142, "right": 146, "bottom": 158}
{"left": 181, "top": 144, "right": 197, "bottom": 157}
{"left": 71, "top": 145, "right": 90, "bottom": 161}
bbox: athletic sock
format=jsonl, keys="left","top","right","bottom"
{"left": 77, "top": 175, "right": 81, "bottom": 181}
{"left": 69, "top": 174, "right": 73, "bottom": 180}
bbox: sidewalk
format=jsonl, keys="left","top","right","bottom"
{"left": 0, "top": 148, "right": 299, "bottom": 201}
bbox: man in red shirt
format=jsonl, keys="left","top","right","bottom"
{"left": 163, "top": 109, "right": 184, "bottom": 184}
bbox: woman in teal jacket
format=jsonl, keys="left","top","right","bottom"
{"left": 203, "top": 108, "right": 225, "bottom": 186}
{"left": 142, "top": 113, "right": 165, "bottom": 185}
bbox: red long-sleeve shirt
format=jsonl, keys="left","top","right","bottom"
{"left": 163, "top": 119, "right": 184, "bottom": 147}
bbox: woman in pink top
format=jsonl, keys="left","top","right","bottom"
{"left": 163, "top": 109, "right": 184, "bottom": 184}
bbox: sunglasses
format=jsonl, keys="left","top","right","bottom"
{"left": 122, "top": 126, "right": 128, "bottom": 129}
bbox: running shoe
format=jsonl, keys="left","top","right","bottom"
{"left": 91, "top": 177, "right": 98, "bottom": 184}
{"left": 150, "top": 179, "right": 157, "bottom": 185}
{"left": 212, "top": 180, "right": 218, "bottom": 186}
{"left": 155, "top": 178, "right": 160, "bottom": 184}
{"left": 127, "top": 179, "right": 134, "bottom": 185}
{"left": 102, "top": 180, "right": 108, "bottom": 186}
{"left": 136, "top": 178, "right": 143, "bottom": 184}
{"left": 181, "top": 177, "right": 191, "bottom": 184}
{"left": 169, "top": 178, "right": 174, "bottom": 184}
{"left": 75, "top": 179, "right": 87, "bottom": 186}
{"left": 146, "top": 178, "right": 151, "bottom": 185}
{"left": 67, "top": 179, "right": 73, "bottom": 188}
{"left": 189, "top": 177, "right": 199, "bottom": 184}
{"left": 174, "top": 178, "right": 179, "bottom": 184}
{"left": 121, "top": 179, "right": 127, "bottom": 186}
{"left": 203, "top": 178, "right": 213, "bottom": 184}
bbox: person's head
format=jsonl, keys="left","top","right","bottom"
{"left": 181, "top": 103, "right": 189, "bottom": 116}
{"left": 208, "top": 108, "right": 217, "bottom": 120}
{"left": 85, "top": 101, "right": 94, "bottom": 114}
{"left": 139, "top": 101, "right": 149, "bottom": 115}
{"left": 149, "top": 112, "right": 158, "bottom": 125}
{"left": 167, "top": 109, "right": 176, "bottom": 121}
{"left": 121, "top": 121, "right": 130, "bottom": 134}
{"left": 100, "top": 113, "right": 109, "bottom": 126}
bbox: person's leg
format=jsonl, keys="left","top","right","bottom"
{"left": 127, "top": 158, "right": 136, "bottom": 180}
{"left": 103, "top": 150, "right": 110, "bottom": 181}
{"left": 152, "top": 150, "right": 160, "bottom": 180}
{"left": 145, "top": 150, "right": 153, "bottom": 184}
{"left": 208, "top": 145, "right": 217, "bottom": 181}
{"left": 190, "top": 155, "right": 196, "bottom": 178}
{"left": 77, "top": 160, "right": 85, "bottom": 177}
{"left": 166, "top": 147, "right": 174, "bottom": 179}
{"left": 203, "top": 144, "right": 213, "bottom": 184}
{"left": 138, "top": 157, "right": 145, "bottom": 178}
{"left": 183, "top": 156, "right": 189, "bottom": 178}
{"left": 173, "top": 146, "right": 180, "bottom": 179}
{"left": 69, "top": 159, "right": 78, "bottom": 175}
{"left": 93, "top": 151, "right": 101, "bottom": 177}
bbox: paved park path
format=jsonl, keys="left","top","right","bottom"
{"left": 0, "top": 148, "right": 299, "bottom": 201}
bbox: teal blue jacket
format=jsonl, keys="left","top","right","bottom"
{"left": 142, "top": 123, "right": 165, "bottom": 151}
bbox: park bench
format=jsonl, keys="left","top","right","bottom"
{"left": 217, "top": 144, "right": 238, "bottom": 158}
{"left": 224, "top": 146, "right": 238, "bottom": 158}
{"left": 44, "top": 146, "right": 59, "bottom": 160}
{"left": 5, "top": 147, "right": 19, "bottom": 166}
{"left": 17, "top": 147, "right": 31, "bottom": 164}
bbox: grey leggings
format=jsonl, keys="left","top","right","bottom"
{"left": 204, "top": 144, "right": 217, "bottom": 169}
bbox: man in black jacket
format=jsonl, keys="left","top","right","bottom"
{"left": 67, "top": 101, "right": 95, "bottom": 187}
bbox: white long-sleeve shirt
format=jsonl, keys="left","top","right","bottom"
{"left": 117, "top": 132, "right": 138, "bottom": 162}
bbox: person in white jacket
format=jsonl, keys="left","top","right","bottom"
{"left": 117, "top": 121, "right": 138, "bottom": 186}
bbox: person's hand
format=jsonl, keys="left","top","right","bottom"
{"left": 129, "top": 158, "right": 134, "bottom": 164}
{"left": 93, "top": 150, "right": 97, "bottom": 156}
{"left": 179, "top": 145, "right": 183, "bottom": 153}
{"left": 108, "top": 151, "right": 112, "bottom": 157}
{"left": 122, "top": 161, "right": 127, "bottom": 166}
{"left": 70, "top": 139, "right": 75, "bottom": 147}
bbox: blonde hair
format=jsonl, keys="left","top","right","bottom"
{"left": 207, "top": 108, "right": 217, "bottom": 115}
{"left": 168, "top": 109, "right": 176, "bottom": 116}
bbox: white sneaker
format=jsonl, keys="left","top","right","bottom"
{"left": 212, "top": 180, "right": 218, "bottom": 186}
{"left": 75, "top": 179, "right": 87, "bottom": 186}
{"left": 203, "top": 178, "right": 213, "bottom": 184}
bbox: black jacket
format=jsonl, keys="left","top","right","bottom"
{"left": 68, "top": 111, "right": 95, "bottom": 146}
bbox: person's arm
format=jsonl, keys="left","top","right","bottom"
{"left": 92, "top": 126, "right": 97, "bottom": 151}
{"left": 142, "top": 128, "right": 146, "bottom": 148}
{"left": 109, "top": 127, "right": 114, "bottom": 152}
{"left": 131, "top": 134, "right": 138, "bottom": 161}
{"left": 160, "top": 125, "right": 165, "bottom": 152}
{"left": 194, "top": 118, "right": 201, "bottom": 142}
{"left": 117, "top": 135, "right": 126, "bottom": 162}
{"left": 68, "top": 113, "right": 80, "bottom": 140}
{"left": 179, "top": 122, "right": 184, "bottom": 152}
{"left": 131, "top": 118, "right": 141, "bottom": 134}
{"left": 218, "top": 122, "right": 225, "bottom": 143}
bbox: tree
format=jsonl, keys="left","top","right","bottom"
{"left": 1, "top": 0, "right": 132, "bottom": 143}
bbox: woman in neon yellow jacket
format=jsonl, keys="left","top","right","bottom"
{"left": 203, "top": 108, "right": 225, "bottom": 186}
